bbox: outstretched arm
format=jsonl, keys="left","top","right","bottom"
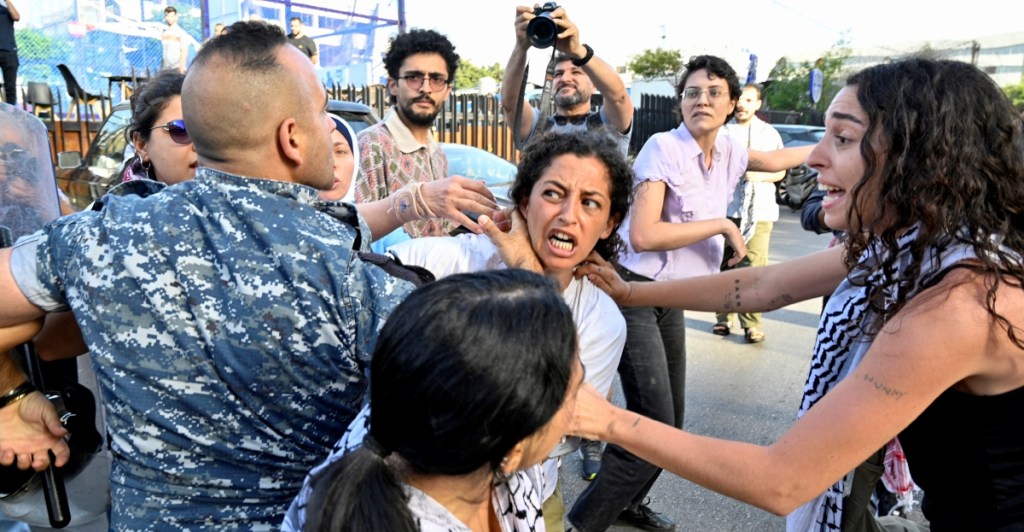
{"left": 577, "top": 243, "right": 846, "bottom": 312}
{"left": 748, "top": 144, "right": 814, "bottom": 173}
{"left": 355, "top": 176, "right": 499, "bottom": 241}
{"left": 573, "top": 269, "right": 1000, "bottom": 514}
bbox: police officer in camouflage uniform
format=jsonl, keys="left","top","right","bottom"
{"left": 0, "top": 21, "right": 418, "bottom": 529}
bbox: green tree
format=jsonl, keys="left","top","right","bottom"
{"left": 1004, "top": 82, "right": 1024, "bottom": 114}
{"left": 628, "top": 48, "right": 683, "bottom": 81}
{"left": 455, "top": 59, "right": 503, "bottom": 92}
{"left": 14, "top": 28, "right": 73, "bottom": 81}
{"left": 764, "top": 42, "right": 852, "bottom": 115}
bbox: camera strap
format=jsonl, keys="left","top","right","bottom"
{"left": 513, "top": 48, "right": 558, "bottom": 150}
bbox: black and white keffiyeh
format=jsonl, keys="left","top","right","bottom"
{"left": 786, "top": 226, "right": 977, "bottom": 531}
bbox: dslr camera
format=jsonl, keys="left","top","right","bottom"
{"left": 527, "top": 2, "right": 560, "bottom": 49}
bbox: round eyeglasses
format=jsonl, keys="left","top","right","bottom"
{"left": 681, "top": 87, "right": 727, "bottom": 103}
{"left": 150, "top": 119, "right": 191, "bottom": 145}
{"left": 398, "top": 73, "right": 450, "bottom": 92}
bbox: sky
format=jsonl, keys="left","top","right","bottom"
{"left": 389, "top": 0, "right": 1023, "bottom": 84}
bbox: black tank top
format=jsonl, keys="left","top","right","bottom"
{"left": 899, "top": 384, "right": 1024, "bottom": 530}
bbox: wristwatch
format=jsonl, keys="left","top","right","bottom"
{"left": 572, "top": 44, "right": 594, "bottom": 67}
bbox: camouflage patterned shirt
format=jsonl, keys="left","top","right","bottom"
{"left": 9, "top": 168, "right": 413, "bottom": 530}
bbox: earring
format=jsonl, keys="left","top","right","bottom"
{"left": 142, "top": 158, "right": 156, "bottom": 180}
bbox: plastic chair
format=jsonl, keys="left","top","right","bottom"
{"left": 56, "top": 64, "right": 109, "bottom": 120}
{"left": 24, "top": 82, "right": 56, "bottom": 118}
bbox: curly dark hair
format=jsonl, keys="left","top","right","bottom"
{"left": 675, "top": 55, "right": 741, "bottom": 125}
{"left": 383, "top": 28, "right": 460, "bottom": 84}
{"left": 843, "top": 57, "right": 1024, "bottom": 347}
{"left": 510, "top": 131, "right": 634, "bottom": 263}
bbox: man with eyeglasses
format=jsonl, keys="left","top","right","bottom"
{"left": 501, "top": 5, "right": 633, "bottom": 157}
{"left": 355, "top": 28, "right": 486, "bottom": 239}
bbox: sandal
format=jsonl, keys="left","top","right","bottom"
{"left": 712, "top": 321, "right": 731, "bottom": 336}
{"left": 745, "top": 327, "right": 765, "bottom": 344}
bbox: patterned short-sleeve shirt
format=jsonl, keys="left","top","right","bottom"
{"left": 354, "top": 110, "right": 455, "bottom": 238}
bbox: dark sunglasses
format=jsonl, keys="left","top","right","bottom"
{"left": 150, "top": 119, "right": 191, "bottom": 145}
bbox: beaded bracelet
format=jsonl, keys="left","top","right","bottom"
{"left": 0, "top": 381, "right": 37, "bottom": 409}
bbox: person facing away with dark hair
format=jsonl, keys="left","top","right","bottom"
{"left": 354, "top": 28, "right": 498, "bottom": 240}
{"left": 573, "top": 56, "right": 1024, "bottom": 531}
{"left": 500, "top": 4, "right": 634, "bottom": 157}
{"left": 285, "top": 269, "right": 581, "bottom": 531}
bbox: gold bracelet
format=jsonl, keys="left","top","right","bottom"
{"left": 0, "top": 381, "right": 37, "bottom": 409}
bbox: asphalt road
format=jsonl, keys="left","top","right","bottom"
{"left": 558, "top": 207, "right": 835, "bottom": 531}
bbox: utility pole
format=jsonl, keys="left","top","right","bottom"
{"left": 397, "top": 0, "right": 406, "bottom": 34}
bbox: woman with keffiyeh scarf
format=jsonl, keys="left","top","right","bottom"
{"left": 563, "top": 57, "right": 1024, "bottom": 531}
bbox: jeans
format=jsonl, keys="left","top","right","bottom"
{"left": 0, "top": 50, "right": 18, "bottom": 105}
{"left": 568, "top": 267, "right": 686, "bottom": 531}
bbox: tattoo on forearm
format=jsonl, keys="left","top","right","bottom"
{"left": 631, "top": 416, "right": 641, "bottom": 428}
{"left": 862, "top": 373, "right": 906, "bottom": 399}
{"left": 768, "top": 294, "right": 796, "bottom": 307}
{"left": 721, "top": 279, "right": 741, "bottom": 311}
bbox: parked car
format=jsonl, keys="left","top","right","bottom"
{"left": 770, "top": 124, "right": 824, "bottom": 210}
{"left": 440, "top": 142, "right": 516, "bottom": 208}
{"left": 55, "top": 100, "right": 380, "bottom": 209}
{"left": 772, "top": 124, "right": 826, "bottom": 147}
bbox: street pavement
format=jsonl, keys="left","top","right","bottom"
{"left": 558, "top": 207, "right": 834, "bottom": 531}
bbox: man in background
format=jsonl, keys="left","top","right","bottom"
{"left": 0, "top": 0, "right": 20, "bottom": 106}
{"left": 355, "top": 28, "right": 493, "bottom": 239}
{"left": 287, "top": 17, "right": 318, "bottom": 66}
{"left": 160, "top": 6, "right": 188, "bottom": 73}
{"left": 501, "top": 4, "right": 633, "bottom": 156}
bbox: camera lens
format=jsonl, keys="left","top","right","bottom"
{"left": 527, "top": 14, "right": 558, "bottom": 49}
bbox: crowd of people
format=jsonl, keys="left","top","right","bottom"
{"left": 1, "top": 4, "right": 1023, "bottom": 532}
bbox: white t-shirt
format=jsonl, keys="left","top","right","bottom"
{"left": 389, "top": 233, "right": 627, "bottom": 500}
{"left": 389, "top": 233, "right": 626, "bottom": 397}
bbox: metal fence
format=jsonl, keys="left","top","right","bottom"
{"left": 35, "top": 80, "right": 685, "bottom": 168}
{"left": 325, "top": 84, "right": 682, "bottom": 164}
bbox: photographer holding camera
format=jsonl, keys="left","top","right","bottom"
{"left": 501, "top": 4, "right": 633, "bottom": 157}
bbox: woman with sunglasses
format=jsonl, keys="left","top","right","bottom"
{"left": 119, "top": 69, "right": 197, "bottom": 185}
